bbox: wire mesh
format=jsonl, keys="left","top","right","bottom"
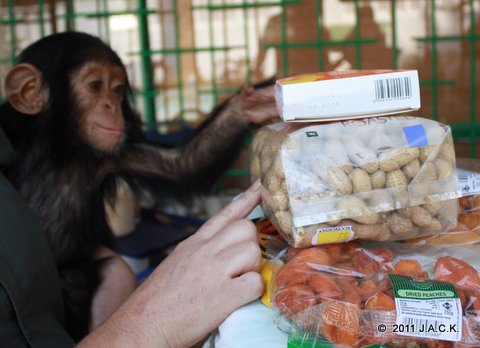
{"left": 0, "top": 0, "right": 478, "bottom": 166}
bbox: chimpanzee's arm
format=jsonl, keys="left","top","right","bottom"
{"left": 119, "top": 95, "right": 253, "bottom": 196}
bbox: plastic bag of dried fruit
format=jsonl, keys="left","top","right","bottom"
{"left": 250, "top": 116, "right": 459, "bottom": 248}
{"left": 265, "top": 239, "right": 480, "bottom": 347}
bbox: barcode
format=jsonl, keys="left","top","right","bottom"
{"left": 457, "top": 170, "right": 469, "bottom": 183}
{"left": 374, "top": 77, "right": 412, "bottom": 101}
{"left": 402, "top": 317, "right": 440, "bottom": 334}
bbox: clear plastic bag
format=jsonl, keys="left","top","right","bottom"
{"left": 268, "top": 239, "right": 480, "bottom": 347}
{"left": 250, "top": 116, "right": 459, "bottom": 247}
{"left": 407, "top": 158, "right": 480, "bottom": 245}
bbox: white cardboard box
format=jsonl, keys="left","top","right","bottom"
{"left": 275, "top": 69, "right": 421, "bottom": 122}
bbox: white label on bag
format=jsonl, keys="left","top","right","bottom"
{"left": 389, "top": 275, "right": 462, "bottom": 342}
{"left": 457, "top": 168, "right": 480, "bottom": 196}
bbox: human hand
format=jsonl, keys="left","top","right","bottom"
{"left": 79, "top": 180, "right": 264, "bottom": 348}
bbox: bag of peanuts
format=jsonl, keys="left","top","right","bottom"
{"left": 266, "top": 239, "right": 480, "bottom": 347}
{"left": 250, "top": 116, "right": 459, "bottom": 247}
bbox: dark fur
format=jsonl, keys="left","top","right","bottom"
{"left": 0, "top": 32, "right": 266, "bottom": 341}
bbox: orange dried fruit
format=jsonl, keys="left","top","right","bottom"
{"left": 321, "top": 301, "right": 360, "bottom": 346}
{"left": 338, "top": 279, "right": 361, "bottom": 305}
{"left": 434, "top": 256, "right": 480, "bottom": 289}
{"left": 274, "top": 261, "right": 310, "bottom": 289}
{"left": 274, "top": 283, "right": 317, "bottom": 317}
{"left": 324, "top": 244, "right": 342, "bottom": 263}
{"left": 393, "top": 259, "right": 429, "bottom": 280}
{"left": 353, "top": 250, "right": 380, "bottom": 275}
{"left": 294, "top": 247, "right": 332, "bottom": 265}
{"left": 308, "top": 272, "right": 342, "bottom": 301}
{"left": 364, "top": 291, "right": 395, "bottom": 311}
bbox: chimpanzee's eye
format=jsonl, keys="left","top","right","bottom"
{"left": 113, "top": 84, "right": 125, "bottom": 96}
{"left": 88, "top": 80, "right": 102, "bottom": 91}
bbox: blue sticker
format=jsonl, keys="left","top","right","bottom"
{"left": 403, "top": 124, "right": 428, "bottom": 147}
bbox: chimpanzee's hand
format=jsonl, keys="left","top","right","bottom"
{"left": 233, "top": 85, "right": 279, "bottom": 125}
{"left": 79, "top": 180, "right": 264, "bottom": 348}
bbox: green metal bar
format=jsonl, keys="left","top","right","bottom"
{"left": 38, "top": 0, "right": 45, "bottom": 37}
{"left": 7, "top": 0, "right": 16, "bottom": 63}
{"left": 279, "top": 0, "right": 288, "bottom": 76}
{"left": 192, "top": 0, "right": 301, "bottom": 10}
{"left": 67, "top": 0, "right": 76, "bottom": 31}
{"left": 266, "top": 38, "right": 377, "bottom": 49}
{"left": 451, "top": 124, "right": 480, "bottom": 141}
{"left": 353, "top": 0, "right": 361, "bottom": 68}
{"left": 416, "top": 34, "right": 480, "bottom": 42}
{"left": 0, "top": 18, "right": 24, "bottom": 25}
{"left": 468, "top": 0, "right": 476, "bottom": 157}
{"left": 243, "top": 0, "right": 252, "bottom": 84}
{"left": 83, "top": 9, "right": 157, "bottom": 18}
{"left": 132, "top": 90, "right": 159, "bottom": 98}
{"left": 131, "top": 46, "right": 244, "bottom": 55}
{"left": 207, "top": 0, "right": 219, "bottom": 103}
{"left": 137, "top": 0, "right": 156, "bottom": 128}
{"left": 419, "top": 79, "right": 454, "bottom": 87}
{"left": 102, "top": 0, "right": 110, "bottom": 43}
{"left": 172, "top": 0, "right": 185, "bottom": 120}
{"left": 429, "top": 0, "right": 439, "bottom": 121}
{"left": 221, "top": 0, "right": 228, "bottom": 85}
{"left": 198, "top": 87, "right": 240, "bottom": 95}
{"left": 157, "top": 1, "right": 171, "bottom": 122}
{"left": 225, "top": 168, "right": 250, "bottom": 176}
{"left": 315, "top": 0, "right": 325, "bottom": 71}
{"left": 391, "top": 0, "right": 398, "bottom": 68}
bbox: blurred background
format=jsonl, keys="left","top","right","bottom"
{"left": 1, "top": 0, "right": 479, "bottom": 194}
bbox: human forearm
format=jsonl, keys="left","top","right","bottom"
{"left": 78, "top": 181, "right": 265, "bottom": 348}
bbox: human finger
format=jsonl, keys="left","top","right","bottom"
{"left": 196, "top": 180, "right": 262, "bottom": 239}
{"left": 226, "top": 271, "right": 265, "bottom": 311}
{"left": 215, "top": 239, "right": 262, "bottom": 278}
{"left": 208, "top": 218, "right": 258, "bottom": 254}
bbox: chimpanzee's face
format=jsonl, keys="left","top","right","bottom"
{"left": 71, "top": 61, "right": 126, "bottom": 152}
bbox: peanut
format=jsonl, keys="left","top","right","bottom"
{"left": 337, "top": 196, "right": 379, "bottom": 225}
{"left": 378, "top": 147, "right": 419, "bottom": 172}
{"left": 368, "top": 191, "right": 395, "bottom": 211}
{"left": 269, "top": 193, "right": 290, "bottom": 211}
{"left": 370, "top": 170, "right": 386, "bottom": 189}
{"left": 275, "top": 210, "right": 293, "bottom": 234}
{"left": 422, "top": 201, "right": 442, "bottom": 215}
{"left": 324, "top": 138, "right": 353, "bottom": 173}
{"left": 251, "top": 128, "right": 270, "bottom": 155}
{"left": 415, "top": 162, "right": 438, "bottom": 183}
{"left": 260, "top": 149, "right": 274, "bottom": 176}
{"left": 386, "top": 169, "right": 407, "bottom": 188}
{"left": 402, "top": 158, "right": 420, "bottom": 179}
{"left": 270, "top": 154, "right": 285, "bottom": 178}
{"left": 346, "top": 140, "right": 379, "bottom": 173}
{"left": 434, "top": 158, "right": 454, "bottom": 180}
{"left": 407, "top": 206, "right": 433, "bottom": 227}
{"left": 438, "top": 143, "right": 455, "bottom": 164}
{"left": 263, "top": 170, "right": 287, "bottom": 194}
{"left": 249, "top": 154, "right": 261, "bottom": 179}
{"left": 323, "top": 166, "right": 353, "bottom": 195}
{"left": 349, "top": 168, "right": 372, "bottom": 193}
{"left": 387, "top": 212, "right": 415, "bottom": 236}
{"left": 338, "top": 219, "right": 388, "bottom": 240}
{"left": 422, "top": 218, "right": 442, "bottom": 234}
{"left": 419, "top": 145, "right": 441, "bottom": 163}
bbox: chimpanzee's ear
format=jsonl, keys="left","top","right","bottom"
{"left": 4, "top": 63, "right": 44, "bottom": 115}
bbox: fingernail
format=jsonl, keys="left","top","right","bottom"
{"left": 251, "top": 179, "right": 261, "bottom": 191}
